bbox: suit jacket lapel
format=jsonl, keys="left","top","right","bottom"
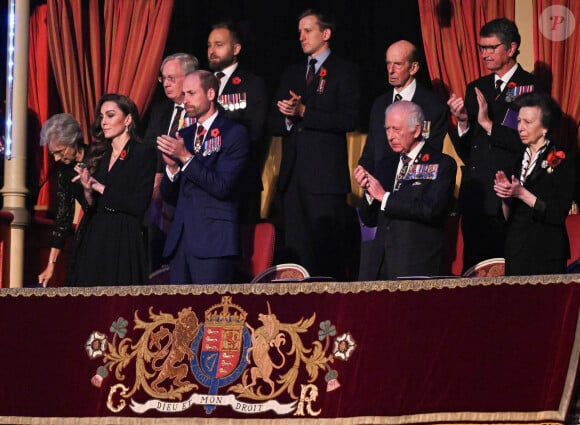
{"left": 303, "top": 54, "right": 333, "bottom": 102}
{"left": 524, "top": 148, "right": 549, "bottom": 186}
{"left": 223, "top": 69, "right": 240, "bottom": 94}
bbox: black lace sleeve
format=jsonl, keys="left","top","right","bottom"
{"left": 51, "top": 164, "right": 76, "bottom": 249}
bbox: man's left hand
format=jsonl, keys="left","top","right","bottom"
{"left": 475, "top": 87, "right": 492, "bottom": 133}
{"left": 157, "top": 134, "right": 189, "bottom": 165}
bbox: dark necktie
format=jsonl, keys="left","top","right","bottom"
{"left": 494, "top": 79, "right": 503, "bottom": 100}
{"left": 193, "top": 124, "right": 207, "bottom": 154}
{"left": 168, "top": 106, "right": 183, "bottom": 137}
{"left": 306, "top": 58, "right": 317, "bottom": 86}
{"left": 215, "top": 71, "right": 225, "bottom": 87}
{"left": 394, "top": 93, "right": 403, "bottom": 102}
{"left": 394, "top": 154, "right": 412, "bottom": 191}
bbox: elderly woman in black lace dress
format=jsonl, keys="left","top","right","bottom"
{"left": 38, "top": 113, "right": 90, "bottom": 287}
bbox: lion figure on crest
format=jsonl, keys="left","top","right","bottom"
{"left": 149, "top": 307, "right": 200, "bottom": 392}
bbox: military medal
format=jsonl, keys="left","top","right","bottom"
{"left": 240, "top": 92, "right": 247, "bottom": 109}
{"left": 505, "top": 84, "right": 534, "bottom": 103}
{"left": 421, "top": 121, "right": 431, "bottom": 139}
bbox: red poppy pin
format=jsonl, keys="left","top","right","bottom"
{"left": 319, "top": 68, "right": 327, "bottom": 78}
{"left": 232, "top": 76, "right": 241, "bottom": 85}
{"left": 545, "top": 150, "right": 565, "bottom": 173}
{"left": 507, "top": 81, "right": 517, "bottom": 89}
{"left": 211, "top": 128, "right": 220, "bottom": 138}
{"left": 119, "top": 149, "right": 127, "bottom": 160}
{"left": 421, "top": 153, "right": 430, "bottom": 162}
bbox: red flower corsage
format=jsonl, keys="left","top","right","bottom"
{"left": 421, "top": 153, "right": 429, "bottom": 162}
{"left": 232, "top": 76, "right": 241, "bottom": 85}
{"left": 545, "top": 150, "right": 565, "bottom": 173}
{"left": 119, "top": 149, "right": 127, "bottom": 160}
{"left": 211, "top": 128, "right": 220, "bottom": 137}
{"left": 319, "top": 68, "right": 327, "bottom": 78}
{"left": 507, "top": 81, "right": 517, "bottom": 89}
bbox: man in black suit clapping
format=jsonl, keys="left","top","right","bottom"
{"left": 448, "top": 18, "right": 545, "bottom": 272}
{"left": 355, "top": 101, "right": 456, "bottom": 280}
{"left": 271, "top": 9, "right": 360, "bottom": 280}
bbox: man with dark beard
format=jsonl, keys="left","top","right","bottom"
{"left": 208, "top": 23, "right": 268, "bottom": 223}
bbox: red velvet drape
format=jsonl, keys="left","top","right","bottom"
{"left": 28, "top": 5, "right": 51, "bottom": 209}
{"left": 532, "top": 0, "right": 580, "bottom": 152}
{"left": 46, "top": 0, "right": 174, "bottom": 142}
{"left": 102, "top": 0, "right": 173, "bottom": 113}
{"left": 46, "top": 0, "right": 102, "bottom": 144}
{"left": 418, "top": 1, "right": 515, "bottom": 102}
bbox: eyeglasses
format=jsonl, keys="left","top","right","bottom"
{"left": 158, "top": 75, "right": 177, "bottom": 84}
{"left": 477, "top": 43, "right": 503, "bottom": 54}
{"left": 49, "top": 145, "right": 70, "bottom": 156}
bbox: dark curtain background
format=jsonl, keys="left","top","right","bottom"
{"left": 148, "top": 0, "right": 429, "bottom": 132}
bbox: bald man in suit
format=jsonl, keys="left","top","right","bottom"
{"left": 359, "top": 40, "right": 448, "bottom": 174}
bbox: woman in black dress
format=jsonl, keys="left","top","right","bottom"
{"left": 494, "top": 93, "right": 574, "bottom": 275}
{"left": 68, "top": 94, "right": 156, "bottom": 286}
{"left": 38, "top": 114, "right": 91, "bottom": 287}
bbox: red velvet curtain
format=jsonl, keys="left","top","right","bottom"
{"left": 46, "top": 0, "right": 102, "bottom": 144}
{"left": 418, "top": 0, "right": 515, "bottom": 102}
{"left": 28, "top": 5, "right": 51, "bottom": 209}
{"left": 46, "top": 0, "right": 174, "bottom": 142}
{"left": 102, "top": 0, "right": 173, "bottom": 113}
{"left": 532, "top": 0, "right": 580, "bottom": 152}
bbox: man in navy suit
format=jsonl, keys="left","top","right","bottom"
{"left": 157, "top": 70, "right": 249, "bottom": 284}
{"left": 143, "top": 53, "right": 199, "bottom": 272}
{"left": 448, "top": 18, "right": 545, "bottom": 272}
{"left": 208, "top": 23, "right": 269, "bottom": 223}
{"left": 271, "top": 9, "right": 360, "bottom": 280}
{"left": 359, "top": 40, "right": 448, "bottom": 174}
{"left": 355, "top": 101, "right": 456, "bottom": 280}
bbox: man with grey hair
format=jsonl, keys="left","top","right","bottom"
{"left": 354, "top": 101, "right": 456, "bottom": 280}
{"left": 144, "top": 52, "right": 199, "bottom": 273}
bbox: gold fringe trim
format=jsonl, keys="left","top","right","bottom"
{"left": 1, "top": 274, "right": 580, "bottom": 298}
{"left": 0, "top": 416, "right": 567, "bottom": 425}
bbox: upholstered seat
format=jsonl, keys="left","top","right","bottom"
{"left": 462, "top": 258, "right": 505, "bottom": 277}
{"left": 251, "top": 263, "right": 310, "bottom": 283}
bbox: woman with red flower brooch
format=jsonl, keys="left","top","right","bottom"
{"left": 68, "top": 94, "right": 157, "bottom": 286}
{"left": 493, "top": 93, "right": 574, "bottom": 275}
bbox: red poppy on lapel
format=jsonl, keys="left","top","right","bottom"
{"left": 119, "top": 149, "right": 127, "bottom": 160}
{"left": 507, "top": 81, "right": 517, "bottom": 89}
{"left": 546, "top": 150, "right": 565, "bottom": 173}
{"left": 319, "top": 68, "right": 327, "bottom": 78}
{"left": 232, "top": 76, "right": 241, "bottom": 85}
{"left": 421, "top": 153, "right": 429, "bottom": 162}
{"left": 211, "top": 128, "right": 220, "bottom": 138}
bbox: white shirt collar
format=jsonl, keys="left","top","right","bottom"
{"left": 495, "top": 63, "right": 519, "bottom": 91}
{"left": 393, "top": 79, "right": 417, "bottom": 102}
{"left": 405, "top": 140, "right": 425, "bottom": 162}
{"left": 215, "top": 62, "right": 239, "bottom": 95}
{"left": 198, "top": 110, "right": 219, "bottom": 132}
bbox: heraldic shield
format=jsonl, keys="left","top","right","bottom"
{"left": 190, "top": 296, "right": 251, "bottom": 413}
